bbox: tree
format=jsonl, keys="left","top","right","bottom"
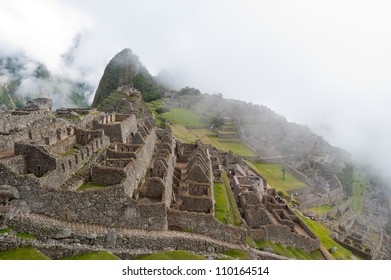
{"left": 281, "top": 166, "right": 286, "bottom": 180}
{"left": 207, "top": 114, "right": 225, "bottom": 131}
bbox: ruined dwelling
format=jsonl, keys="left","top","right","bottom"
{"left": 0, "top": 92, "right": 320, "bottom": 259}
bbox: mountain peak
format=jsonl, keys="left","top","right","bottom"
{"left": 91, "top": 48, "right": 164, "bottom": 107}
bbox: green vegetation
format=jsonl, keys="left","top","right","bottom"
{"left": 178, "top": 87, "right": 201, "bottom": 96}
{"left": 0, "top": 247, "right": 50, "bottom": 260}
{"left": 257, "top": 240, "right": 324, "bottom": 260}
{"left": 222, "top": 171, "right": 242, "bottom": 226}
{"left": 136, "top": 250, "right": 206, "bottom": 260}
{"left": 246, "top": 235, "right": 257, "bottom": 248}
{"left": 61, "top": 251, "right": 119, "bottom": 260}
{"left": 213, "top": 171, "right": 241, "bottom": 226}
{"left": 206, "top": 114, "right": 225, "bottom": 131}
{"left": 247, "top": 162, "right": 307, "bottom": 192}
{"left": 151, "top": 103, "right": 256, "bottom": 156}
{"left": 308, "top": 204, "right": 333, "bottom": 215}
{"left": 337, "top": 165, "right": 369, "bottom": 214}
{"left": 161, "top": 108, "right": 204, "bottom": 128}
{"left": 214, "top": 182, "right": 230, "bottom": 224}
{"left": 62, "top": 147, "right": 77, "bottom": 157}
{"left": 220, "top": 250, "right": 252, "bottom": 260}
{"left": 0, "top": 227, "right": 35, "bottom": 239}
{"left": 295, "top": 211, "right": 354, "bottom": 259}
{"left": 77, "top": 182, "right": 107, "bottom": 192}
{"left": 155, "top": 106, "right": 170, "bottom": 114}
{"left": 92, "top": 49, "right": 165, "bottom": 107}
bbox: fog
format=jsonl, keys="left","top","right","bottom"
{"left": 1, "top": 0, "right": 391, "bottom": 176}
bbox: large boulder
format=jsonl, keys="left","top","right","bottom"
{"left": 0, "top": 185, "right": 20, "bottom": 203}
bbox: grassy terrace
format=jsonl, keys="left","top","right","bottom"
{"left": 214, "top": 169, "right": 242, "bottom": 226}
{"left": 220, "top": 250, "right": 252, "bottom": 260}
{"left": 247, "top": 162, "right": 307, "bottom": 192}
{"left": 77, "top": 182, "right": 107, "bottom": 192}
{"left": 161, "top": 108, "right": 204, "bottom": 128}
{"left": 0, "top": 247, "right": 50, "bottom": 260}
{"left": 308, "top": 204, "right": 333, "bottom": 215}
{"left": 295, "top": 211, "right": 354, "bottom": 259}
{"left": 136, "top": 250, "right": 206, "bottom": 260}
{"left": 61, "top": 251, "right": 119, "bottom": 260}
{"left": 257, "top": 241, "right": 324, "bottom": 260}
{"left": 148, "top": 101, "right": 256, "bottom": 156}
{"left": 0, "top": 227, "right": 35, "bottom": 239}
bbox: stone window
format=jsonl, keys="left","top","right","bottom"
{"left": 68, "top": 159, "right": 72, "bottom": 169}
{"left": 75, "top": 154, "right": 78, "bottom": 164}
{"left": 61, "top": 163, "right": 65, "bottom": 172}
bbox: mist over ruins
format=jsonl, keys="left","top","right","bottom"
{"left": 0, "top": 49, "right": 390, "bottom": 260}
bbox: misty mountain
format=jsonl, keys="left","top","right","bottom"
{"left": 0, "top": 52, "right": 92, "bottom": 110}
{"left": 91, "top": 48, "right": 166, "bottom": 107}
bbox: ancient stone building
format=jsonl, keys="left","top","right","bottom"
{"left": 174, "top": 144, "right": 215, "bottom": 214}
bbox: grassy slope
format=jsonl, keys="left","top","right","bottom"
{"left": 61, "top": 251, "right": 119, "bottom": 260}
{"left": 248, "top": 162, "right": 307, "bottom": 192}
{"left": 136, "top": 250, "right": 206, "bottom": 260}
{"left": 295, "top": 211, "right": 354, "bottom": 259}
{"left": 147, "top": 101, "right": 256, "bottom": 156}
{"left": 308, "top": 204, "right": 333, "bottom": 215}
{"left": 220, "top": 250, "right": 252, "bottom": 260}
{"left": 161, "top": 108, "right": 204, "bottom": 127}
{"left": 0, "top": 247, "right": 50, "bottom": 260}
{"left": 257, "top": 241, "right": 324, "bottom": 260}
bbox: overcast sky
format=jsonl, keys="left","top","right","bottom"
{"left": 1, "top": 0, "right": 391, "bottom": 176}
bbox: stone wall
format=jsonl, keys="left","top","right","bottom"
{"left": 249, "top": 224, "right": 320, "bottom": 252}
{"left": 179, "top": 196, "right": 213, "bottom": 213}
{"left": 14, "top": 184, "right": 167, "bottom": 230}
{"left": 93, "top": 113, "right": 138, "bottom": 143}
{"left": 121, "top": 129, "right": 157, "bottom": 198}
{"left": 167, "top": 209, "right": 246, "bottom": 244}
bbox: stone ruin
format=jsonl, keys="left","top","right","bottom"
{"left": 0, "top": 93, "right": 322, "bottom": 259}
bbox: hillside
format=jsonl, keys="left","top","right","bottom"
{"left": 91, "top": 48, "right": 165, "bottom": 107}
{"left": 0, "top": 53, "right": 92, "bottom": 110}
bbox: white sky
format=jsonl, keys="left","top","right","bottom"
{"left": 1, "top": 0, "right": 391, "bottom": 175}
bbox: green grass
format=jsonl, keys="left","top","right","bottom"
{"left": 248, "top": 162, "right": 307, "bottom": 192}
{"left": 171, "top": 125, "right": 198, "bottom": 143}
{"left": 295, "top": 211, "right": 354, "bottom": 259}
{"left": 0, "top": 247, "right": 50, "bottom": 260}
{"left": 222, "top": 171, "right": 242, "bottom": 226}
{"left": 337, "top": 165, "right": 369, "bottom": 214}
{"left": 308, "top": 204, "right": 333, "bottom": 215}
{"left": 62, "top": 147, "right": 77, "bottom": 157}
{"left": 351, "top": 177, "right": 368, "bottom": 214}
{"left": 213, "top": 172, "right": 241, "bottom": 226}
{"left": 256, "top": 240, "right": 324, "bottom": 260}
{"left": 214, "top": 182, "right": 230, "bottom": 224}
{"left": 0, "top": 227, "right": 35, "bottom": 239}
{"left": 77, "top": 182, "right": 107, "bottom": 191}
{"left": 61, "top": 251, "right": 119, "bottom": 260}
{"left": 155, "top": 105, "right": 255, "bottom": 156}
{"left": 136, "top": 250, "right": 206, "bottom": 260}
{"left": 220, "top": 250, "right": 252, "bottom": 260}
{"left": 161, "top": 108, "right": 204, "bottom": 128}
